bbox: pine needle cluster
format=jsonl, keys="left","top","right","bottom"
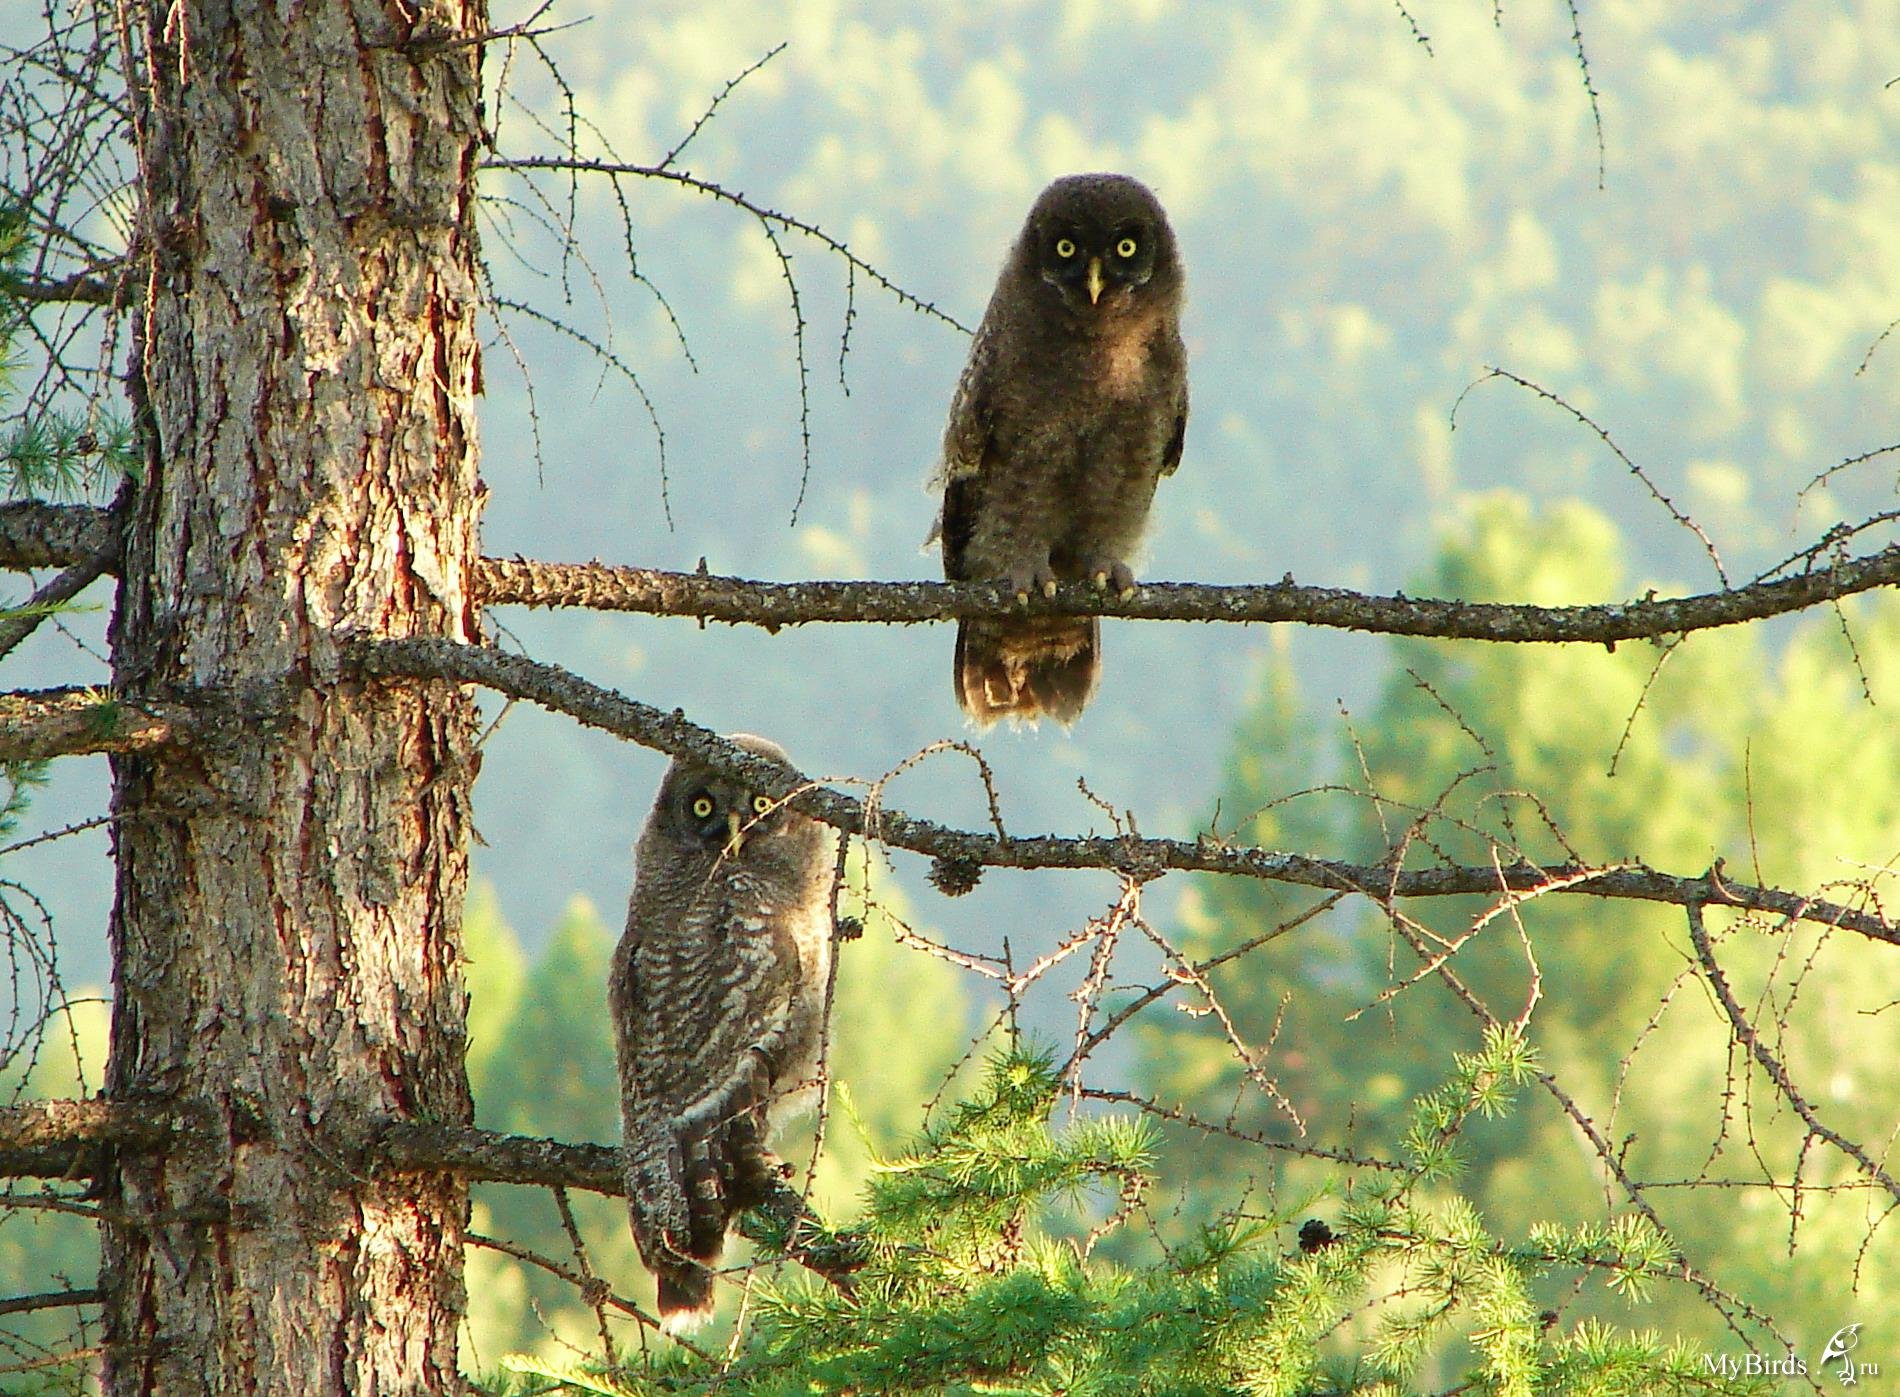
{"left": 495, "top": 1037, "right": 1767, "bottom": 1396}
{"left": 0, "top": 208, "right": 133, "bottom": 498}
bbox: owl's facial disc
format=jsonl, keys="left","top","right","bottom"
{"left": 678, "top": 780, "right": 787, "bottom": 857}
{"left": 1039, "top": 218, "right": 1158, "bottom": 314}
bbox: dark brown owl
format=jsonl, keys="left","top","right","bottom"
{"left": 934, "top": 172, "right": 1188, "bottom": 725}
{"left": 609, "top": 735, "right": 837, "bottom": 1331}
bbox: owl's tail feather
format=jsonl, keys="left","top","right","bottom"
{"left": 657, "top": 1266, "right": 716, "bottom": 1333}
{"left": 955, "top": 616, "right": 1100, "bottom": 726}
{"left": 643, "top": 1143, "right": 730, "bottom": 1333}
{"left": 646, "top": 1084, "right": 779, "bottom": 1332}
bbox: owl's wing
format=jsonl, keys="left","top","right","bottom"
{"left": 616, "top": 883, "right": 811, "bottom": 1321}
{"left": 1159, "top": 377, "right": 1188, "bottom": 478}
{"left": 616, "top": 983, "right": 775, "bottom": 1325}
{"left": 611, "top": 923, "right": 689, "bottom": 1258}
{"left": 937, "top": 464, "right": 991, "bottom": 582}
{"left": 941, "top": 329, "right": 996, "bottom": 484}
{"left": 928, "top": 325, "right": 999, "bottom": 571}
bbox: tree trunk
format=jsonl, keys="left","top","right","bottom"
{"left": 102, "top": 0, "right": 486, "bottom": 1390}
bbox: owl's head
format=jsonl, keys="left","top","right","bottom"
{"left": 1016, "top": 172, "right": 1181, "bottom": 320}
{"left": 649, "top": 733, "right": 823, "bottom": 869}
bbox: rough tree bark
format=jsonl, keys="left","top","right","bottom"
{"left": 102, "top": 0, "right": 486, "bottom": 1390}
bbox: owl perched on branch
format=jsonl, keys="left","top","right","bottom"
{"left": 609, "top": 734, "right": 838, "bottom": 1331}
{"left": 934, "top": 172, "right": 1189, "bottom": 725}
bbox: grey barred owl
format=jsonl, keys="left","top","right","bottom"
{"left": 609, "top": 734, "right": 838, "bottom": 1331}
{"left": 933, "top": 172, "right": 1188, "bottom": 725}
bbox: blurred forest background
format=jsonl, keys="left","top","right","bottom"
{"left": 4, "top": 0, "right": 1899, "bottom": 1382}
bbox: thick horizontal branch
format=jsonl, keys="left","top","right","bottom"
{"left": 2, "top": 269, "right": 125, "bottom": 307}
{"left": 0, "top": 1289, "right": 102, "bottom": 1316}
{"left": 0, "top": 1098, "right": 175, "bottom": 1180}
{"left": 376, "top": 1120, "right": 618, "bottom": 1193}
{"left": 0, "top": 502, "right": 116, "bottom": 570}
{"left": 0, "top": 1102, "right": 865, "bottom": 1282}
{"left": 354, "top": 637, "right": 1898, "bottom": 946}
{"left": 11, "top": 505, "right": 1898, "bottom": 646}
{"left": 0, "top": 687, "right": 189, "bottom": 762}
{"left": 379, "top": 1121, "right": 864, "bottom": 1277}
{"left": 0, "top": 1099, "right": 627, "bottom": 1193}
{"left": 477, "top": 550, "right": 1900, "bottom": 643}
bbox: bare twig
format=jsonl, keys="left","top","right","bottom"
{"left": 481, "top": 156, "right": 969, "bottom": 333}
{"left": 1079, "top": 1089, "right": 1400, "bottom": 1171}
{"left": 654, "top": 43, "right": 786, "bottom": 173}
{"left": 550, "top": 1185, "right": 614, "bottom": 1362}
{"left": 466, "top": 1231, "right": 677, "bottom": 1344}
{"left": 0, "top": 1347, "right": 100, "bottom": 1377}
{"left": 1684, "top": 903, "right": 1900, "bottom": 1206}
{"left": 1458, "top": 368, "right": 1724, "bottom": 583}
{"left": 1562, "top": 0, "right": 1607, "bottom": 188}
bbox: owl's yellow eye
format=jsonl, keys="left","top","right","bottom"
{"left": 751, "top": 794, "right": 773, "bottom": 815}
{"left": 1116, "top": 236, "right": 1138, "bottom": 258}
{"left": 691, "top": 794, "right": 716, "bottom": 820}
{"left": 1054, "top": 237, "right": 1077, "bottom": 259}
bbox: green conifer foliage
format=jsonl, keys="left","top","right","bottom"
{"left": 498, "top": 1040, "right": 1771, "bottom": 1396}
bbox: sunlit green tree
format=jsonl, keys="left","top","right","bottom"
{"left": 1140, "top": 493, "right": 1900, "bottom": 1352}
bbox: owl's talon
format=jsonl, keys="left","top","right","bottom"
{"left": 1004, "top": 562, "right": 1057, "bottom": 605}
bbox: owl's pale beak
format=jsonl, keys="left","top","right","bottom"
{"left": 1086, "top": 256, "right": 1104, "bottom": 305}
{"left": 725, "top": 810, "right": 746, "bottom": 856}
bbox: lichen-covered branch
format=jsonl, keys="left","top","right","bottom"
{"left": 0, "top": 1101, "right": 624, "bottom": 1195}
{"left": 0, "top": 1103, "right": 866, "bottom": 1287}
{"left": 0, "top": 1098, "right": 177, "bottom": 1180}
{"left": 476, "top": 549, "right": 1900, "bottom": 643}
{"left": 352, "top": 636, "right": 1898, "bottom": 946}
{"left": 1, "top": 268, "right": 126, "bottom": 306}
{"left": 377, "top": 1122, "right": 868, "bottom": 1283}
{"left": 10, "top": 505, "right": 1897, "bottom": 647}
{"left": 0, "top": 501, "right": 117, "bottom": 569}
{"left": 375, "top": 1120, "right": 619, "bottom": 1193}
{"left": 0, "top": 687, "right": 187, "bottom": 761}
